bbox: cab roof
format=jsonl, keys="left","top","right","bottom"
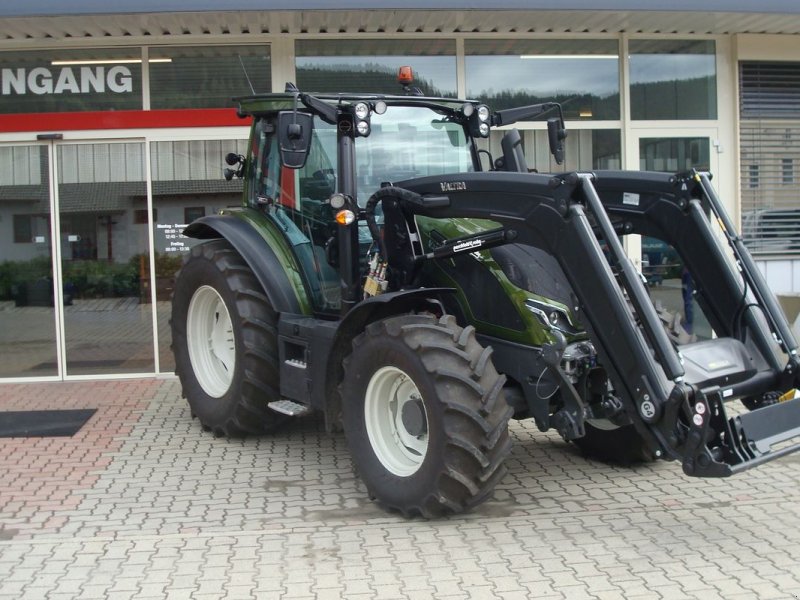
{"left": 235, "top": 92, "right": 474, "bottom": 117}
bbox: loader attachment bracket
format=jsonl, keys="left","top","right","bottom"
{"left": 682, "top": 391, "right": 800, "bottom": 477}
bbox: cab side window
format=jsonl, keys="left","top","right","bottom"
{"left": 249, "top": 118, "right": 280, "bottom": 206}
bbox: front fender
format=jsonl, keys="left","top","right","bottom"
{"left": 184, "top": 210, "right": 310, "bottom": 315}
{"left": 323, "top": 288, "right": 456, "bottom": 428}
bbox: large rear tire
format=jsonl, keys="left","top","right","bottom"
{"left": 172, "top": 240, "right": 286, "bottom": 436}
{"left": 341, "top": 314, "right": 513, "bottom": 517}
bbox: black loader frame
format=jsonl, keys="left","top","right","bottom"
{"left": 370, "top": 168, "right": 800, "bottom": 477}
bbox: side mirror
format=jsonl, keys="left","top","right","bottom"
{"left": 223, "top": 152, "right": 245, "bottom": 181}
{"left": 225, "top": 152, "right": 243, "bottom": 166}
{"left": 278, "top": 111, "right": 314, "bottom": 169}
{"left": 547, "top": 118, "right": 567, "bottom": 165}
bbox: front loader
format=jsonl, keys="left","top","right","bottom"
{"left": 171, "top": 73, "right": 800, "bottom": 516}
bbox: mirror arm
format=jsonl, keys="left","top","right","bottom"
{"left": 298, "top": 92, "right": 338, "bottom": 125}
{"left": 492, "top": 102, "right": 560, "bottom": 127}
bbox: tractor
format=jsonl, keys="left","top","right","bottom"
{"left": 171, "top": 71, "right": 800, "bottom": 517}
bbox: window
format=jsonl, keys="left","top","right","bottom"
{"left": 741, "top": 62, "right": 800, "bottom": 120}
{"left": 637, "top": 236, "right": 713, "bottom": 341}
{"left": 783, "top": 158, "right": 794, "bottom": 185}
{"left": 149, "top": 45, "right": 271, "bottom": 109}
{"left": 296, "top": 40, "right": 456, "bottom": 97}
{"left": 639, "top": 138, "right": 710, "bottom": 172}
{"left": 133, "top": 209, "right": 150, "bottom": 224}
{"left": 13, "top": 215, "right": 32, "bottom": 243}
{"left": 630, "top": 40, "right": 717, "bottom": 120}
{"left": 355, "top": 105, "right": 473, "bottom": 202}
{"left": 465, "top": 39, "right": 620, "bottom": 121}
{"left": 150, "top": 138, "right": 247, "bottom": 372}
{"left": 0, "top": 48, "right": 142, "bottom": 114}
{"left": 749, "top": 165, "right": 760, "bottom": 189}
{"left": 184, "top": 207, "right": 205, "bottom": 223}
{"left": 740, "top": 63, "right": 800, "bottom": 255}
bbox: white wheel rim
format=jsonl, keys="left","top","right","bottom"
{"left": 364, "top": 366, "right": 429, "bottom": 477}
{"left": 186, "top": 285, "right": 235, "bottom": 398}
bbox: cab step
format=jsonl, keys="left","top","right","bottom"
{"left": 268, "top": 399, "right": 311, "bottom": 417}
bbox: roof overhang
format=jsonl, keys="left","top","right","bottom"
{"left": 4, "top": 1, "right": 800, "bottom": 17}
{"left": 2, "top": 7, "right": 800, "bottom": 46}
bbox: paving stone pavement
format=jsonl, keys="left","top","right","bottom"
{"left": 1, "top": 378, "right": 800, "bottom": 599}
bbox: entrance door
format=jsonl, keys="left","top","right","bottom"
{"left": 56, "top": 141, "right": 155, "bottom": 376}
{"left": 628, "top": 130, "right": 719, "bottom": 340}
{"left": 0, "top": 139, "right": 156, "bottom": 380}
{"left": 0, "top": 143, "right": 60, "bottom": 378}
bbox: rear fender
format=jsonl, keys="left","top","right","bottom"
{"left": 183, "top": 210, "right": 310, "bottom": 315}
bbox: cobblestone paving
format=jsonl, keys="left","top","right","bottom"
{"left": 1, "top": 379, "right": 800, "bottom": 599}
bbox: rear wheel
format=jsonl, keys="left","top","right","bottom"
{"left": 172, "top": 240, "right": 286, "bottom": 436}
{"left": 341, "top": 314, "right": 513, "bottom": 517}
{"left": 573, "top": 421, "right": 655, "bottom": 465}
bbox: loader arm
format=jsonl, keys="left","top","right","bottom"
{"left": 383, "top": 169, "right": 800, "bottom": 477}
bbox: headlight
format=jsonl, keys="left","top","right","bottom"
{"left": 477, "top": 105, "right": 490, "bottom": 122}
{"left": 461, "top": 103, "right": 475, "bottom": 118}
{"left": 354, "top": 102, "right": 370, "bottom": 120}
{"left": 329, "top": 193, "right": 347, "bottom": 209}
{"left": 373, "top": 100, "right": 387, "bottom": 115}
{"left": 478, "top": 123, "right": 490, "bottom": 137}
{"left": 356, "top": 120, "right": 370, "bottom": 136}
{"left": 524, "top": 299, "right": 577, "bottom": 334}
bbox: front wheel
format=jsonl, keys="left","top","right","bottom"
{"left": 341, "top": 314, "right": 513, "bottom": 517}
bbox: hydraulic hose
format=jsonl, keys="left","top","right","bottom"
{"left": 363, "top": 186, "right": 424, "bottom": 261}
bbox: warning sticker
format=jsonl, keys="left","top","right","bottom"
{"left": 622, "top": 192, "right": 640, "bottom": 206}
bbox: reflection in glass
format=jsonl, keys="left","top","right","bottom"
{"left": 149, "top": 45, "right": 271, "bottom": 109}
{"left": 630, "top": 40, "right": 717, "bottom": 120}
{"left": 639, "top": 137, "right": 710, "bottom": 172}
{"left": 641, "top": 238, "right": 713, "bottom": 342}
{"left": 465, "top": 39, "right": 620, "bottom": 120}
{"left": 58, "top": 143, "right": 154, "bottom": 375}
{"left": 356, "top": 106, "right": 473, "bottom": 201}
{"left": 478, "top": 129, "right": 621, "bottom": 173}
{"left": 0, "top": 145, "right": 59, "bottom": 377}
{"left": 636, "top": 137, "right": 713, "bottom": 340}
{"left": 296, "top": 40, "right": 457, "bottom": 97}
{"left": 151, "top": 139, "right": 247, "bottom": 372}
{"left": 0, "top": 49, "right": 142, "bottom": 114}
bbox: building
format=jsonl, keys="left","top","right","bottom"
{"left": 2, "top": 1, "right": 800, "bottom": 382}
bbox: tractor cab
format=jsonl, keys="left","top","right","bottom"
{"left": 232, "top": 71, "right": 567, "bottom": 315}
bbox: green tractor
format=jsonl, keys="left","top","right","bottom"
{"left": 172, "top": 72, "right": 800, "bottom": 516}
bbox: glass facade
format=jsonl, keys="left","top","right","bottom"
{"left": 151, "top": 138, "right": 247, "bottom": 371}
{"left": 639, "top": 137, "right": 711, "bottom": 172}
{"left": 629, "top": 40, "right": 717, "bottom": 120}
{"left": 296, "top": 39, "right": 457, "bottom": 97}
{"left": 739, "top": 62, "right": 800, "bottom": 256}
{"left": 0, "top": 145, "right": 58, "bottom": 377}
{"left": 0, "top": 33, "right": 732, "bottom": 381}
{"left": 465, "top": 39, "right": 620, "bottom": 120}
{"left": 0, "top": 48, "right": 143, "bottom": 113}
{"left": 149, "top": 45, "right": 271, "bottom": 109}
{"left": 478, "top": 129, "right": 621, "bottom": 173}
{"left": 58, "top": 142, "right": 153, "bottom": 375}
{"left": 635, "top": 137, "right": 713, "bottom": 341}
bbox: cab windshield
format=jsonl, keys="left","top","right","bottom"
{"left": 355, "top": 105, "right": 474, "bottom": 204}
